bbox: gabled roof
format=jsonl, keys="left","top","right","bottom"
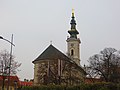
{"left": 33, "top": 44, "right": 70, "bottom": 63}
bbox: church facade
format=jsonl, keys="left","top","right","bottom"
{"left": 32, "top": 11, "right": 86, "bottom": 85}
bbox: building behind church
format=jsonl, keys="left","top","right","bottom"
{"left": 32, "top": 11, "right": 86, "bottom": 85}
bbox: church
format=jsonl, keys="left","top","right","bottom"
{"left": 32, "top": 10, "right": 86, "bottom": 85}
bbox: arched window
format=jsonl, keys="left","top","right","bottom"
{"left": 71, "top": 49, "right": 74, "bottom": 56}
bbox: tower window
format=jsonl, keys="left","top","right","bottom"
{"left": 71, "top": 49, "right": 74, "bottom": 56}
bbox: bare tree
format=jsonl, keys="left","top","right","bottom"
{"left": 0, "top": 50, "right": 21, "bottom": 76}
{"left": 87, "top": 48, "right": 120, "bottom": 83}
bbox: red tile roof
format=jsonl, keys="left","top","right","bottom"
{"left": 0, "top": 75, "right": 33, "bottom": 86}
{"left": 0, "top": 75, "right": 20, "bottom": 86}
{"left": 20, "top": 81, "right": 33, "bottom": 86}
{"left": 85, "top": 77, "right": 103, "bottom": 83}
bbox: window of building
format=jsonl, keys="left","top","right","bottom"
{"left": 71, "top": 49, "right": 74, "bottom": 56}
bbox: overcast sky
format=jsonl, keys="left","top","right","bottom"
{"left": 0, "top": 0, "right": 120, "bottom": 80}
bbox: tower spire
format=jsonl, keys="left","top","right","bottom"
{"left": 70, "top": 9, "right": 76, "bottom": 30}
{"left": 68, "top": 9, "right": 79, "bottom": 39}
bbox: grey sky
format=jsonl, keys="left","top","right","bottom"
{"left": 0, "top": 0, "right": 120, "bottom": 80}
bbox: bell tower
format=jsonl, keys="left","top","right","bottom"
{"left": 66, "top": 9, "right": 81, "bottom": 65}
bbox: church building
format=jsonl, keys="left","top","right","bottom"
{"left": 32, "top": 10, "right": 86, "bottom": 85}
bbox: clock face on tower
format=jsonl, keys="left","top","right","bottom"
{"left": 71, "top": 43, "right": 74, "bottom": 47}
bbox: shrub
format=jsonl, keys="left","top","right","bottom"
{"left": 18, "top": 82, "right": 120, "bottom": 90}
